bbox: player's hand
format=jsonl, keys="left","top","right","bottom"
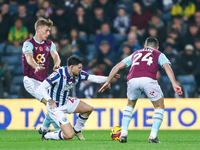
{"left": 53, "top": 65, "right": 60, "bottom": 71}
{"left": 34, "top": 66, "right": 45, "bottom": 73}
{"left": 48, "top": 99, "right": 58, "bottom": 109}
{"left": 173, "top": 84, "right": 183, "bottom": 95}
{"left": 98, "top": 82, "right": 111, "bottom": 93}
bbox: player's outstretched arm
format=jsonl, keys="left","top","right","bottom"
{"left": 25, "top": 53, "right": 45, "bottom": 73}
{"left": 163, "top": 63, "right": 183, "bottom": 95}
{"left": 98, "top": 61, "right": 126, "bottom": 93}
{"left": 37, "top": 80, "right": 58, "bottom": 109}
{"left": 50, "top": 50, "right": 61, "bottom": 70}
{"left": 87, "top": 74, "right": 120, "bottom": 84}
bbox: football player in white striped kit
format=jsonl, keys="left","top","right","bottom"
{"left": 37, "top": 56, "right": 119, "bottom": 141}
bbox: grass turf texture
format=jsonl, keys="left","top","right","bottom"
{"left": 0, "top": 130, "right": 200, "bottom": 150}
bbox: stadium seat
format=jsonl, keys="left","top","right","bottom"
{"left": 79, "top": 34, "right": 87, "bottom": 43}
{"left": 0, "top": 43, "right": 6, "bottom": 55}
{"left": 5, "top": 45, "right": 22, "bottom": 56}
{"left": 12, "top": 76, "right": 24, "bottom": 85}
{"left": 86, "top": 44, "right": 96, "bottom": 62}
{"left": 88, "top": 34, "right": 96, "bottom": 43}
{"left": 9, "top": 4, "right": 18, "bottom": 15}
{"left": 16, "top": 66, "right": 23, "bottom": 75}
{"left": 10, "top": 65, "right": 23, "bottom": 75}
{"left": 177, "top": 75, "right": 196, "bottom": 97}
{"left": 1, "top": 56, "right": 19, "bottom": 65}
{"left": 160, "top": 75, "right": 172, "bottom": 91}
{"left": 8, "top": 65, "right": 15, "bottom": 74}
{"left": 10, "top": 85, "right": 20, "bottom": 94}
{"left": 114, "top": 33, "right": 127, "bottom": 44}
{"left": 9, "top": 94, "right": 19, "bottom": 99}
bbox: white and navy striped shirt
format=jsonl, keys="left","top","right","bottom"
{"left": 45, "top": 66, "right": 89, "bottom": 107}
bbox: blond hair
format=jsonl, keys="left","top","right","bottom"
{"left": 35, "top": 18, "right": 53, "bottom": 30}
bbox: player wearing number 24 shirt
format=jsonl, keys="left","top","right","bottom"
{"left": 99, "top": 37, "right": 183, "bottom": 143}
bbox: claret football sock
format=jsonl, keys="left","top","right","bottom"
{"left": 74, "top": 114, "right": 88, "bottom": 132}
{"left": 121, "top": 106, "right": 134, "bottom": 136}
{"left": 150, "top": 109, "right": 164, "bottom": 139}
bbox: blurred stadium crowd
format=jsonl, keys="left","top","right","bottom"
{"left": 0, "top": 0, "right": 200, "bottom": 99}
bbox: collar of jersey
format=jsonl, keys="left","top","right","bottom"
{"left": 64, "top": 66, "right": 71, "bottom": 77}
{"left": 33, "top": 36, "right": 44, "bottom": 44}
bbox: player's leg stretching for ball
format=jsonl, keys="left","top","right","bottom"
{"left": 148, "top": 97, "right": 164, "bottom": 143}
{"left": 119, "top": 99, "right": 136, "bottom": 143}
{"left": 42, "top": 100, "right": 94, "bottom": 141}
{"left": 119, "top": 78, "right": 164, "bottom": 143}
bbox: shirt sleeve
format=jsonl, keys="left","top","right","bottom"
{"left": 158, "top": 53, "right": 171, "bottom": 68}
{"left": 50, "top": 42, "right": 56, "bottom": 51}
{"left": 87, "top": 75, "right": 108, "bottom": 83}
{"left": 45, "top": 71, "right": 61, "bottom": 85}
{"left": 122, "top": 54, "right": 133, "bottom": 68}
{"left": 80, "top": 70, "right": 89, "bottom": 80}
{"left": 22, "top": 41, "right": 33, "bottom": 54}
{"left": 37, "top": 80, "right": 52, "bottom": 101}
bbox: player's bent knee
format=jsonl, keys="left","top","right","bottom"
{"left": 67, "top": 132, "right": 75, "bottom": 139}
{"left": 63, "top": 131, "right": 75, "bottom": 140}
{"left": 86, "top": 105, "right": 94, "bottom": 114}
{"left": 89, "top": 106, "right": 94, "bottom": 112}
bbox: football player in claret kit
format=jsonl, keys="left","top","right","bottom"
{"left": 99, "top": 37, "right": 183, "bottom": 143}
{"left": 22, "top": 18, "right": 61, "bottom": 132}
{"left": 37, "top": 56, "right": 119, "bottom": 141}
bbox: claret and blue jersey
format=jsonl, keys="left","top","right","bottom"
{"left": 22, "top": 37, "right": 56, "bottom": 81}
{"left": 122, "top": 47, "right": 171, "bottom": 81}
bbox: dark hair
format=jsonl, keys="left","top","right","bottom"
{"left": 67, "top": 56, "right": 82, "bottom": 66}
{"left": 15, "top": 17, "right": 23, "bottom": 23}
{"left": 145, "top": 37, "right": 159, "bottom": 48}
{"left": 195, "top": 38, "right": 200, "bottom": 43}
{"left": 148, "top": 25, "right": 157, "bottom": 31}
{"left": 189, "top": 23, "right": 198, "bottom": 27}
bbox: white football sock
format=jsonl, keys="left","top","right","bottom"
{"left": 74, "top": 114, "right": 88, "bottom": 132}
{"left": 121, "top": 130, "right": 128, "bottom": 137}
{"left": 150, "top": 131, "right": 157, "bottom": 139}
{"left": 44, "top": 130, "right": 64, "bottom": 140}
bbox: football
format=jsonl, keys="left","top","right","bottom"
{"left": 110, "top": 126, "right": 122, "bottom": 140}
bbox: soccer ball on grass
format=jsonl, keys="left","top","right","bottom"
{"left": 110, "top": 126, "right": 122, "bottom": 140}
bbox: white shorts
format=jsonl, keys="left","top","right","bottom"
{"left": 23, "top": 76, "right": 43, "bottom": 101}
{"left": 47, "top": 97, "right": 80, "bottom": 127}
{"left": 127, "top": 77, "right": 163, "bottom": 101}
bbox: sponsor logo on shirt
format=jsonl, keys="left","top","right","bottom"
{"left": 150, "top": 91, "right": 155, "bottom": 96}
{"left": 39, "top": 47, "right": 43, "bottom": 51}
{"left": 62, "top": 117, "right": 67, "bottom": 122}
{"left": 49, "top": 72, "right": 58, "bottom": 79}
{"left": 35, "top": 47, "right": 38, "bottom": 50}
{"left": 23, "top": 45, "right": 29, "bottom": 53}
{"left": 45, "top": 46, "right": 50, "bottom": 51}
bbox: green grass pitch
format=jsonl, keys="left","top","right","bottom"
{"left": 0, "top": 130, "right": 200, "bottom": 150}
